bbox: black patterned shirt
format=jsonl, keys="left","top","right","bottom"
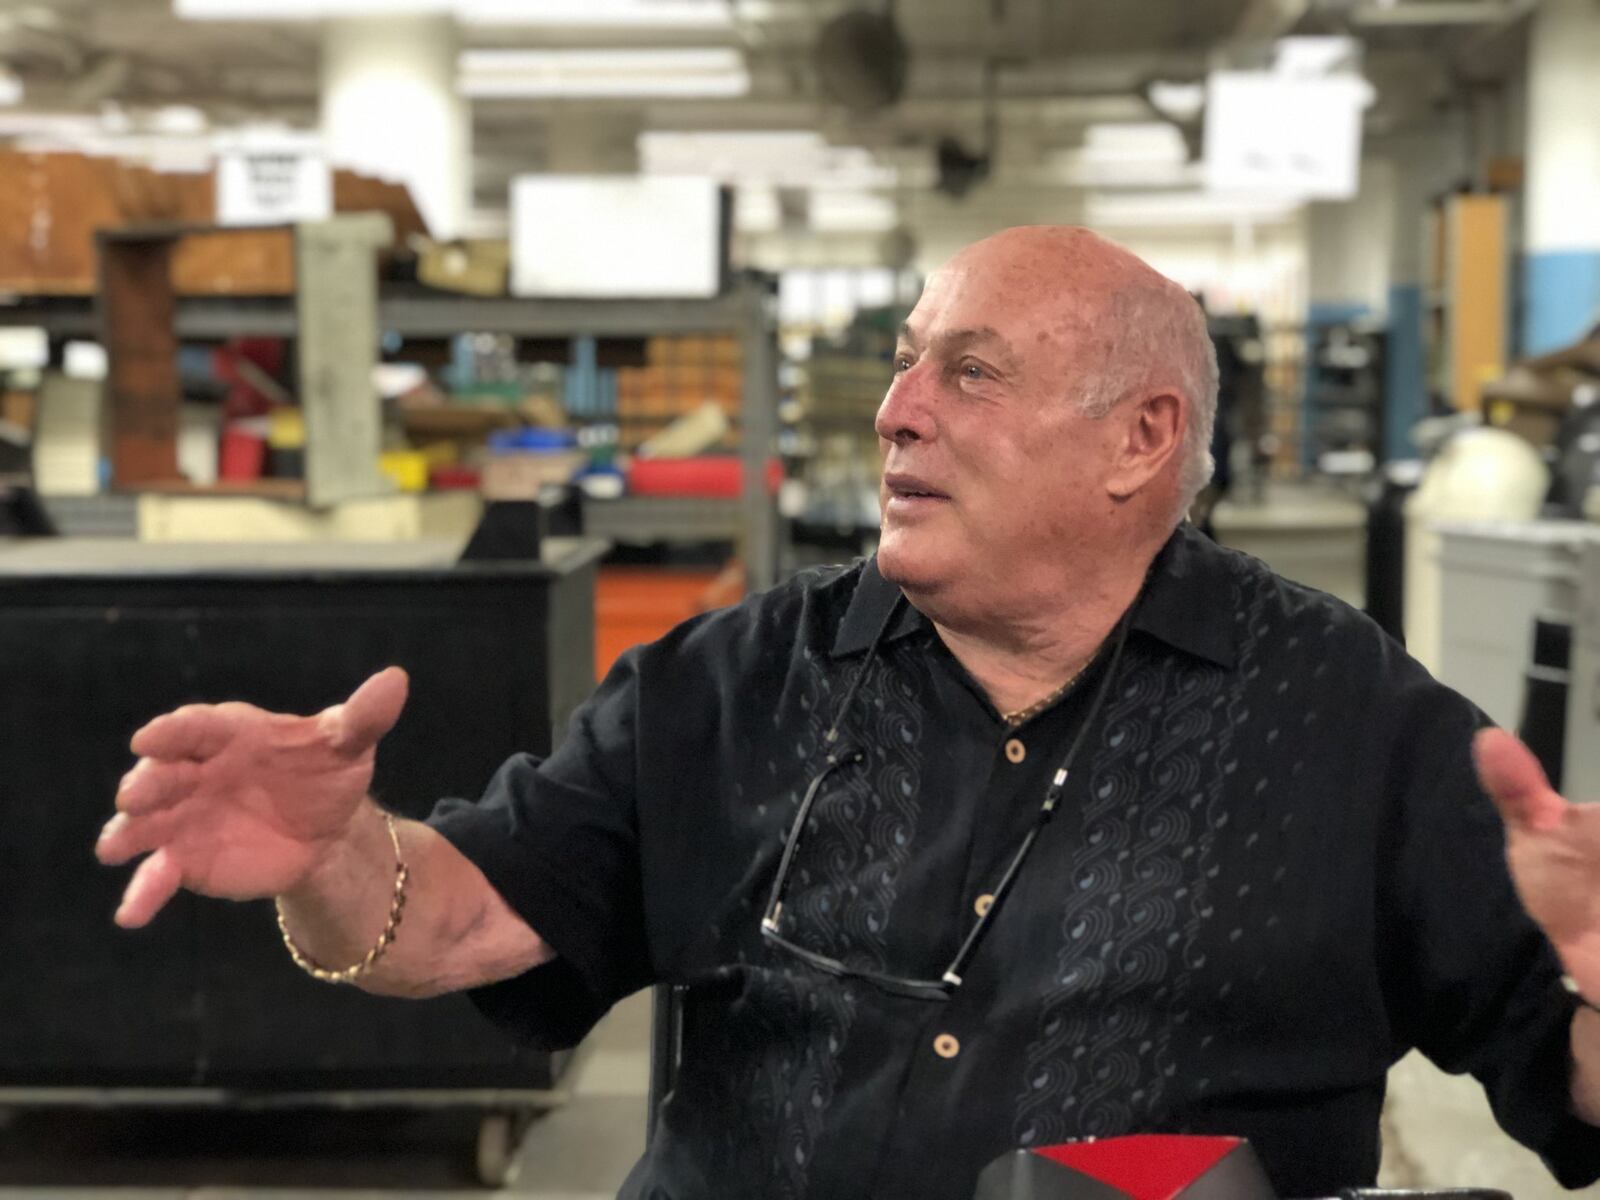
{"left": 428, "top": 523, "right": 1600, "bottom": 1199}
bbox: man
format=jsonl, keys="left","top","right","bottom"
{"left": 97, "top": 227, "right": 1600, "bottom": 1199}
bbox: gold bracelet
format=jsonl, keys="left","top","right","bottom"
{"left": 275, "top": 811, "right": 409, "bottom": 985}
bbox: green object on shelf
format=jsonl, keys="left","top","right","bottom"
{"left": 451, "top": 383, "right": 525, "bottom": 407}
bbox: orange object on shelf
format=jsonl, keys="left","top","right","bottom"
{"left": 594, "top": 564, "right": 746, "bottom": 681}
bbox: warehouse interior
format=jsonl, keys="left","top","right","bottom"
{"left": 3, "top": 0, "right": 1600, "bottom": 1197}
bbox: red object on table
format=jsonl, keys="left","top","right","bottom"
{"left": 626, "top": 456, "right": 782, "bottom": 499}
{"left": 218, "top": 428, "right": 266, "bottom": 481}
{"left": 429, "top": 465, "right": 481, "bottom": 490}
{"left": 1033, "top": 1136, "right": 1243, "bottom": 1200}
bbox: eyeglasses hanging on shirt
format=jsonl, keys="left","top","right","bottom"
{"left": 759, "top": 593, "right": 1136, "bottom": 1003}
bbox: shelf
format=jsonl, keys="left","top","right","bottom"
{"left": 6, "top": 280, "right": 783, "bottom": 588}
{"left": 581, "top": 495, "right": 747, "bottom": 544}
{"left": 0, "top": 285, "right": 768, "bottom": 341}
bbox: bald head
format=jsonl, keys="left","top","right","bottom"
{"left": 937, "top": 226, "right": 1219, "bottom": 516}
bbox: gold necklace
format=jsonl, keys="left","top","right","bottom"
{"left": 1001, "top": 667, "right": 1085, "bottom": 728}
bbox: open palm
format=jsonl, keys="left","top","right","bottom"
{"left": 96, "top": 668, "right": 410, "bottom": 929}
{"left": 1474, "top": 727, "right": 1600, "bottom": 999}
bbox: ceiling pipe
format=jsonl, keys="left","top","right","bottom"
{"left": 1346, "top": 0, "right": 1538, "bottom": 26}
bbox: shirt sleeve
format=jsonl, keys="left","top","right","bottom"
{"left": 425, "top": 647, "right": 654, "bottom": 1051}
{"left": 1374, "top": 634, "right": 1600, "bottom": 1187}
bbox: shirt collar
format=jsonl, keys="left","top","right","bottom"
{"left": 830, "top": 557, "right": 926, "bottom": 657}
{"left": 1131, "top": 521, "right": 1238, "bottom": 669}
{"left": 831, "top": 522, "right": 1238, "bottom": 669}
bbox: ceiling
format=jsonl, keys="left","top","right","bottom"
{"left": 0, "top": 0, "right": 1539, "bottom": 235}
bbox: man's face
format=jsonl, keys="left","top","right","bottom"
{"left": 874, "top": 250, "right": 1121, "bottom": 607}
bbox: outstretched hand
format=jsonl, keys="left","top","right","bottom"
{"left": 96, "top": 667, "right": 410, "bottom": 930}
{"left": 1474, "top": 727, "right": 1600, "bottom": 999}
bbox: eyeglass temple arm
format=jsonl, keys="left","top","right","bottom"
{"left": 760, "top": 747, "right": 861, "bottom": 931}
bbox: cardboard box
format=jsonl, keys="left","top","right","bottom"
{"left": 0, "top": 390, "right": 35, "bottom": 433}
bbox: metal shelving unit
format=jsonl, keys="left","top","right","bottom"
{"left": 1, "top": 279, "right": 783, "bottom": 588}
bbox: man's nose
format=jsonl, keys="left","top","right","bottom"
{"left": 874, "top": 365, "right": 936, "bottom": 445}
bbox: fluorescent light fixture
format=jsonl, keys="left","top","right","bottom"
{"left": 639, "top": 131, "right": 896, "bottom": 189}
{"left": 808, "top": 190, "right": 898, "bottom": 234}
{"left": 0, "top": 70, "right": 22, "bottom": 106}
{"left": 1085, "top": 189, "right": 1302, "bottom": 228}
{"left": 463, "top": 0, "right": 736, "bottom": 27}
{"left": 152, "top": 105, "right": 209, "bottom": 135}
{"left": 1044, "top": 123, "right": 1197, "bottom": 188}
{"left": 177, "top": 0, "right": 449, "bottom": 16}
{"left": 460, "top": 47, "right": 748, "bottom": 99}
{"left": 177, "top": 0, "right": 743, "bottom": 22}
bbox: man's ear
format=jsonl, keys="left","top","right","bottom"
{"left": 1105, "top": 390, "right": 1185, "bottom": 500}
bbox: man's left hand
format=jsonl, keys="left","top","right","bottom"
{"left": 1474, "top": 728, "right": 1600, "bottom": 1001}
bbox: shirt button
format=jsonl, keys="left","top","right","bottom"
{"left": 1004, "top": 738, "right": 1026, "bottom": 764}
{"left": 974, "top": 893, "right": 995, "bottom": 917}
{"left": 933, "top": 1033, "right": 961, "bottom": 1059}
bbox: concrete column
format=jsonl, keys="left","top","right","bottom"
{"left": 1523, "top": 0, "right": 1600, "bottom": 354}
{"left": 1381, "top": 133, "right": 1456, "bottom": 460}
{"left": 1306, "top": 161, "right": 1395, "bottom": 321}
{"left": 321, "top": 14, "right": 470, "bottom": 240}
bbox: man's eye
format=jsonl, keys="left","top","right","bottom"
{"left": 962, "top": 362, "right": 986, "bottom": 380}
{"left": 893, "top": 355, "right": 913, "bottom": 374}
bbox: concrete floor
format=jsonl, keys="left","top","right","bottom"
{"left": 1380, "top": 1052, "right": 1600, "bottom": 1196}
{"left": 4, "top": 485, "right": 1593, "bottom": 1199}
{"left": 0, "top": 991, "right": 649, "bottom": 1200}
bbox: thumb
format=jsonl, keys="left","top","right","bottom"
{"left": 1473, "top": 727, "right": 1564, "bottom": 834}
{"left": 324, "top": 667, "right": 410, "bottom": 755}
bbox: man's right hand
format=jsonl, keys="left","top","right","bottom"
{"left": 96, "top": 667, "right": 410, "bottom": 930}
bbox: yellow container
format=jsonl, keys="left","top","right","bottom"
{"left": 267, "top": 406, "right": 307, "bottom": 451}
{"left": 379, "top": 450, "right": 430, "bottom": 493}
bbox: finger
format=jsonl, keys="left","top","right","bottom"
{"left": 96, "top": 809, "right": 180, "bottom": 867}
{"left": 116, "top": 758, "right": 201, "bottom": 816}
{"left": 114, "top": 848, "right": 184, "bottom": 929}
{"left": 323, "top": 667, "right": 409, "bottom": 756}
{"left": 1473, "top": 727, "right": 1565, "bottom": 834}
{"left": 131, "top": 705, "right": 233, "bottom": 762}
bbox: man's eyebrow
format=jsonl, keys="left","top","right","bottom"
{"left": 938, "top": 326, "right": 1019, "bottom": 367}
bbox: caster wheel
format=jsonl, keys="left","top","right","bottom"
{"left": 475, "top": 1110, "right": 537, "bottom": 1188}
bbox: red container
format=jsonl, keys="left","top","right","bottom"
{"left": 429, "top": 465, "right": 482, "bottom": 491}
{"left": 627, "top": 456, "right": 782, "bottom": 498}
{"left": 218, "top": 428, "right": 266, "bottom": 481}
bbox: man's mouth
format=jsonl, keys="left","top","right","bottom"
{"left": 883, "top": 472, "right": 950, "bottom": 501}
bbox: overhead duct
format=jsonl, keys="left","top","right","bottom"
{"left": 813, "top": 9, "right": 909, "bottom": 116}
{"left": 934, "top": 135, "right": 990, "bottom": 198}
{"left": 933, "top": 58, "right": 999, "bottom": 200}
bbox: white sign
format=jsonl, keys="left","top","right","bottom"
{"left": 217, "top": 147, "right": 334, "bottom": 226}
{"left": 511, "top": 175, "right": 722, "bottom": 299}
{"left": 1204, "top": 73, "right": 1371, "bottom": 200}
{"left": 1204, "top": 38, "right": 1373, "bottom": 201}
